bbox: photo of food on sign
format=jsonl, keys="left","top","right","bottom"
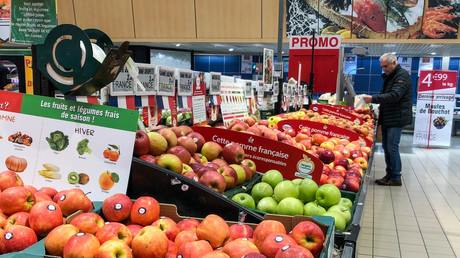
{"left": 8, "top": 131, "right": 32, "bottom": 146}
{"left": 433, "top": 116, "right": 448, "bottom": 129}
{"left": 421, "top": 0, "right": 459, "bottom": 39}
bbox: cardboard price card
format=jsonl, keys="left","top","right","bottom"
{"left": 277, "top": 120, "right": 372, "bottom": 147}
{"left": 0, "top": 91, "right": 138, "bottom": 201}
{"left": 413, "top": 70, "right": 457, "bottom": 147}
{"left": 310, "top": 104, "right": 362, "bottom": 125}
{"left": 192, "top": 127, "right": 323, "bottom": 183}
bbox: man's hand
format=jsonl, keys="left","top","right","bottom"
{"left": 363, "top": 96, "right": 372, "bottom": 104}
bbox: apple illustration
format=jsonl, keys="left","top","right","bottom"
{"left": 222, "top": 238, "right": 259, "bottom": 258}
{"left": 167, "top": 146, "right": 191, "bottom": 164}
{"left": 177, "top": 218, "right": 200, "bottom": 232}
{"left": 157, "top": 154, "right": 184, "bottom": 174}
{"left": 177, "top": 136, "right": 198, "bottom": 156}
{"left": 261, "top": 170, "right": 283, "bottom": 189}
{"left": 275, "top": 244, "right": 314, "bottom": 258}
{"left": 297, "top": 178, "right": 318, "bottom": 204}
{"left": 63, "top": 233, "right": 101, "bottom": 258}
{"left": 57, "top": 188, "right": 94, "bottom": 217}
{"left": 95, "top": 239, "right": 133, "bottom": 258}
{"left": 323, "top": 211, "right": 347, "bottom": 230}
{"left": 276, "top": 197, "right": 304, "bottom": 216}
{"left": 256, "top": 197, "right": 278, "bottom": 214}
{"left": 188, "top": 132, "right": 206, "bottom": 151}
{"left": 0, "top": 186, "right": 35, "bottom": 215}
{"left": 253, "top": 220, "right": 286, "bottom": 249}
{"left": 201, "top": 141, "right": 223, "bottom": 161}
{"left": 289, "top": 221, "right": 325, "bottom": 256}
{"left": 0, "top": 170, "right": 24, "bottom": 191}
{"left": 70, "top": 212, "right": 105, "bottom": 235}
{"left": 303, "top": 201, "right": 327, "bottom": 216}
{"left": 196, "top": 214, "right": 230, "bottom": 249}
{"left": 102, "top": 193, "right": 133, "bottom": 222}
{"left": 130, "top": 196, "right": 160, "bottom": 226}
{"left": 174, "top": 229, "right": 198, "bottom": 249}
{"left": 273, "top": 181, "right": 299, "bottom": 202}
{"left": 133, "top": 130, "right": 150, "bottom": 156}
{"left": 241, "top": 159, "right": 257, "bottom": 177}
{"left": 259, "top": 233, "right": 297, "bottom": 258}
{"left": 316, "top": 184, "right": 341, "bottom": 209}
{"left": 0, "top": 225, "right": 37, "bottom": 254}
{"left": 5, "top": 211, "right": 30, "bottom": 229}
{"left": 176, "top": 240, "right": 213, "bottom": 258}
{"left": 232, "top": 193, "right": 256, "bottom": 209}
{"left": 147, "top": 131, "right": 168, "bottom": 155}
{"left": 96, "top": 222, "right": 133, "bottom": 246}
{"left": 29, "top": 200, "right": 63, "bottom": 237}
{"left": 152, "top": 216, "right": 180, "bottom": 241}
{"left": 45, "top": 224, "right": 79, "bottom": 256}
{"left": 217, "top": 165, "right": 238, "bottom": 190}
{"left": 199, "top": 170, "right": 227, "bottom": 193}
{"left": 251, "top": 182, "right": 274, "bottom": 204}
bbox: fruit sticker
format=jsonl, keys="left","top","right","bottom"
{"left": 99, "top": 171, "right": 119, "bottom": 190}
{"left": 67, "top": 172, "right": 90, "bottom": 185}
{"left": 103, "top": 144, "right": 120, "bottom": 162}
{"left": 38, "top": 163, "right": 61, "bottom": 179}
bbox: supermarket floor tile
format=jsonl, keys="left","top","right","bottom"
{"left": 355, "top": 133, "right": 460, "bottom": 258}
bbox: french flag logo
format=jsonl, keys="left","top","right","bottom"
{"left": 108, "top": 96, "right": 136, "bottom": 110}
{"left": 156, "top": 96, "right": 175, "bottom": 110}
{"left": 210, "top": 95, "right": 221, "bottom": 105}
{"left": 135, "top": 95, "right": 156, "bottom": 108}
{"left": 64, "top": 96, "right": 99, "bottom": 104}
{"left": 177, "top": 96, "right": 193, "bottom": 109}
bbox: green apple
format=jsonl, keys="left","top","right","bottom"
{"left": 251, "top": 182, "right": 274, "bottom": 204}
{"left": 297, "top": 178, "right": 318, "bottom": 204}
{"left": 232, "top": 193, "right": 256, "bottom": 209}
{"left": 338, "top": 198, "right": 353, "bottom": 209}
{"left": 261, "top": 170, "right": 284, "bottom": 189}
{"left": 273, "top": 180, "right": 299, "bottom": 202}
{"left": 303, "top": 201, "right": 327, "bottom": 216}
{"left": 292, "top": 178, "right": 303, "bottom": 186}
{"left": 256, "top": 197, "right": 278, "bottom": 214}
{"left": 315, "top": 184, "right": 341, "bottom": 209}
{"left": 276, "top": 197, "right": 304, "bottom": 216}
{"left": 324, "top": 211, "right": 347, "bottom": 231}
{"left": 230, "top": 164, "right": 246, "bottom": 185}
{"left": 328, "top": 204, "right": 351, "bottom": 223}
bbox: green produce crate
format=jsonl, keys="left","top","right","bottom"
{"left": 223, "top": 172, "right": 263, "bottom": 199}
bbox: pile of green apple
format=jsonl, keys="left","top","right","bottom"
{"left": 231, "top": 170, "right": 353, "bottom": 231}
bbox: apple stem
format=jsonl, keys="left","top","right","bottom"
{"left": 85, "top": 192, "right": 91, "bottom": 196}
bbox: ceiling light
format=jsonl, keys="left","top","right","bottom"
{"left": 228, "top": 48, "right": 234, "bottom": 52}
{"left": 282, "top": 51, "right": 285, "bottom": 54}
{"left": 175, "top": 43, "right": 181, "bottom": 47}
{"left": 431, "top": 52, "right": 436, "bottom": 55}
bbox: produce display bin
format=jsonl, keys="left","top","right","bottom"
{"left": 127, "top": 157, "right": 264, "bottom": 223}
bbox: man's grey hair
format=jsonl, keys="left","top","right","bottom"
{"left": 380, "top": 53, "right": 398, "bottom": 64}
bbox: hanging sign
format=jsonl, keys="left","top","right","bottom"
{"left": 134, "top": 64, "right": 156, "bottom": 96}
{"left": 176, "top": 69, "right": 193, "bottom": 96}
{"left": 207, "top": 72, "right": 222, "bottom": 95}
{"left": 192, "top": 72, "right": 207, "bottom": 125}
{"left": 413, "top": 70, "right": 457, "bottom": 147}
{"left": 156, "top": 66, "right": 175, "bottom": 96}
{"left": 0, "top": 91, "right": 137, "bottom": 201}
{"left": 192, "top": 127, "right": 323, "bottom": 182}
{"left": 310, "top": 104, "right": 362, "bottom": 124}
{"left": 110, "top": 66, "right": 134, "bottom": 96}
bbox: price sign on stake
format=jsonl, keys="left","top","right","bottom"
{"left": 156, "top": 66, "right": 175, "bottom": 96}
{"left": 135, "top": 64, "right": 156, "bottom": 95}
{"left": 110, "top": 66, "right": 134, "bottom": 96}
{"left": 177, "top": 69, "right": 193, "bottom": 96}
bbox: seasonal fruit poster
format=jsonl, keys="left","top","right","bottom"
{"left": 0, "top": 91, "right": 138, "bottom": 201}
{"left": 413, "top": 70, "right": 457, "bottom": 147}
{"left": 219, "top": 81, "right": 249, "bottom": 127}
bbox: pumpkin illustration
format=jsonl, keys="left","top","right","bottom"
{"left": 5, "top": 155, "right": 27, "bottom": 172}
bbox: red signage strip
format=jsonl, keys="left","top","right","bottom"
{"left": 192, "top": 127, "right": 323, "bottom": 183}
{"left": 419, "top": 70, "right": 458, "bottom": 92}
{"left": 330, "top": 104, "right": 355, "bottom": 112}
{"left": 0, "top": 91, "right": 23, "bottom": 113}
{"left": 309, "top": 104, "right": 362, "bottom": 124}
{"left": 277, "top": 120, "right": 372, "bottom": 147}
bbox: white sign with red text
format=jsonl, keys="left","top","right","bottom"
{"left": 413, "top": 70, "right": 457, "bottom": 147}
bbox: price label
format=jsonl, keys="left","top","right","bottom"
{"left": 177, "top": 69, "right": 193, "bottom": 96}
{"left": 274, "top": 81, "right": 279, "bottom": 96}
{"left": 157, "top": 66, "right": 176, "bottom": 96}
{"left": 209, "top": 72, "right": 221, "bottom": 95}
{"left": 419, "top": 70, "right": 457, "bottom": 92}
{"left": 245, "top": 81, "right": 253, "bottom": 98}
{"left": 135, "top": 64, "right": 156, "bottom": 96}
{"left": 257, "top": 81, "right": 264, "bottom": 99}
{"left": 110, "top": 66, "right": 134, "bottom": 96}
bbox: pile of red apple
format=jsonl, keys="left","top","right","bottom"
{"left": 134, "top": 126, "right": 257, "bottom": 193}
{"left": 0, "top": 170, "right": 94, "bottom": 254}
{"left": 42, "top": 192, "right": 327, "bottom": 257}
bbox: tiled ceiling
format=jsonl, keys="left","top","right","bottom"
{"left": 133, "top": 42, "right": 460, "bottom": 58}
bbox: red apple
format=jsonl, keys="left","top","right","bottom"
{"left": 45, "top": 224, "right": 80, "bottom": 257}
{"left": 56, "top": 188, "right": 93, "bottom": 217}
{"left": 289, "top": 221, "right": 325, "bottom": 256}
{"left": 231, "top": 122, "right": 249, "bottom": 132}
{"left": 130, "top": 196, "right": 160, "bottom": 226}
{"left": 258, "top": 120, "right": 269, "bottom": 126}
{"left": 0, "top": 186, "right": 35, "bottom": 215}
{"left": 276, "top": 132, "right": 289, "bottom": 142}
{"left": 212, "top": 158, "right": 229, "bottom": 167}
{"left": 177, "top": 218, "right": 200, "bottom": 232}
{"left": 320, "top": 174, "right": 328, "bottom": 185}
{"left": 188, "top": 132, "right": 206, "bottom": 151}
{"left": 95, "top": 239, "right": 133, "bottom": 258}
{"left": 322, "top": 165, "right": 332, "bottom": 174}
{"left": 342, "top": 177, "right": 361, "bottom": 192}
{"left": 299, "top": 128, "right": 311, "bottom": 136}
{"left": 96, "top": 222, "right": 133, "bottom": 246}
{"left": 127, "top": 224, "right": 143, "bottom": 238}
{"left": 253, "top": 220, "right": 287, "bottom": 249}
{"left": 0, "top": 170, "right": 23, "bottom": 191}
{"left": 196, "top": 214, "right": 230, "bottom": 249}
{"left": 179, "top": 125, "right": 194, "bottom": 135}
{"left": 318, "top": 149, "right": 335, "bottom": 164}
{"left": 199, "top": 171, "right": 227, "bottom": 193}
{"left": 284, "top": 128, "right": 296, "bottom": 137}
{"left": 244, "top": 117, "right": 256, "bottom": 126}
{"left": 158, "top": 128, "right": 178, "bottom": 149}
{"left": 170, "top": 127, "right": 185, "bottom": 138}
{"left": 183, "top": 171, "right": 200, "bottom": 182}
{"left": 334, "top": 158, "right": 349, "bottom": 170}
{"left": 217, "top": 165, "right": 238, "bottom": 190}
{"left": 29, "top": 200, "right": 63, "bottom": 237}
{"left": 229, "top": 224, "right": 254, "bottom": 241}
{"left": 326, "top": 175, "right": 344, "bottom": 189}
{"left": 102, "top": 193, "right": 133, "bottom": 222}
{"left": 174, "top": 229, "right": 198, "bottom": 249}
{"left": 34, "top": 191, "right": 53, "bottom": 203}
{"left": 0, "top": 225, "right": 37, "bottom": 254}
{"left": 222, "top": 143, "right": 245, "bottom": 164}
{"left": 223, "top": 238, "right": 260, "bottom": 258}
{"left": 275, "top": 244, "right": 314, "bottom": 258}
{"left": 157, "top": 154, "right": 184, "bottom": 174}
{"left": 138, "top": 154, "right": 158, "bottom": 165}
{"left": 37, "top": 186, "right": 58, "bottom": 199}
{"left": 189, "top": 162, "right": 204, "bottom": 173}
{"left": 350, "top": 150, "right": 363, "bottom": 160}
{"left": 196, "top": 166, "right": 218, "bottom": 178}
{"left": 152, "top": 217, "right": 180, "bottom": 241}
{"left": 177, "top": 240, "right": 213, "bottom": 258}
{"left": 5, "top": 212, "right": 30, "bottom": 229}
{"left": 247, "top": 126, "right": 262, "bottom": 136}
{"left": 241, "top": 159, "right": 257, "bottom": 177}
{"left": 263, "top": 131, "right": 278, "bottom": 141}
{"left": 259, "top": 233, "right": 297, "bottom": 258}
{"left": 70, "top": 212, "right": 105, "bottom": 235}
{"left": 63, "top": 233, "right": 100, "bottom": 258}
{"left": 311, "top": 133, "right": 328, "bottom": 146}
{"left": 132, "top": 226, "right": 169, "bottom": 258}
{"left": 166, "top": 239, "right": 178, "bottom": 257}
{"left": 134, "top": 130, "right": 151, "bottom": 156}
{"left": 240, "top": 163, "right": 253, "bottom": 181}
{"left": 353, "top": 157, "right": 368, "bottom": 169}
{"left": 23, "top": 185, "right": 37, "bottom": 193}
{"left": 204, "top": 162, "right": 220, "bottom": 170}
{"left": 201, "top": 141, "right": 223, "bottom": 161}
{"left": 167, "top": 146, "right": 192, "bottom": 164}
{"left": 177, "top": 136, "right": 198, "bottom": 156}
{"left": 345, "top": 170, "right": 362, "bottom": 180}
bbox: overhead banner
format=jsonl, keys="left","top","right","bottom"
{"left": 413, "top": 70, "right": 457, "bottom": 147}
{"left": 0, "top": 91, "right": 138, "bottom": 201}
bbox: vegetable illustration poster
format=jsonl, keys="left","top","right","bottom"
{"left": 0, "top": 91, "right": 138, "bottom": 201}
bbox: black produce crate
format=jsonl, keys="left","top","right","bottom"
{"left": 127, "top": 158, "right": 264, "bottom": 224}
{"left": 260, "top": 109, "right": 274, "bottom": 119}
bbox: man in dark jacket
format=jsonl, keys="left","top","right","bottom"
{"left": 363, "top": 53, "right": 412, "bottom": 186}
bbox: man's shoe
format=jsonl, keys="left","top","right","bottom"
{"left": 379, "top": 179, "right": 402, "bottom": 186}
{"left": 375, "top": 175, "right": 390, "bottom": 185}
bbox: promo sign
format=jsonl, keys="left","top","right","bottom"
{"left": 310, "top": 104, "right": 362, "bottom": 124}
{"left": 413, "top": 70, "right": 457, "bottom": 147}
{"left": 192, "top": 72, "right": 207, "bottom": 125}
{"left": 192, "top": 127, "right": 323, "bottom": 182}
{"left": 0, "top": 91, "right": 138, "bottom": 201}
{"left": 277, "top": 120, "right": 372, "bottom": 147}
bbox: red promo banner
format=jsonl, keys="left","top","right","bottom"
{"left": 0, "top": 91, "right": 23, "bottom": 113}
{"left": 191, "top": 127, "right": 323, "bottom": 183}
{"left": 330, "top": 104, "right": 355, "bottom": 112}
{"left": 277, "top": 120, "right": 372, "bottom": 147}
{"left": 419, "top": 70, "right": 458, "bottom": 92}
{"left": 309, "top": 104, "right": 362, "bottom": 124}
